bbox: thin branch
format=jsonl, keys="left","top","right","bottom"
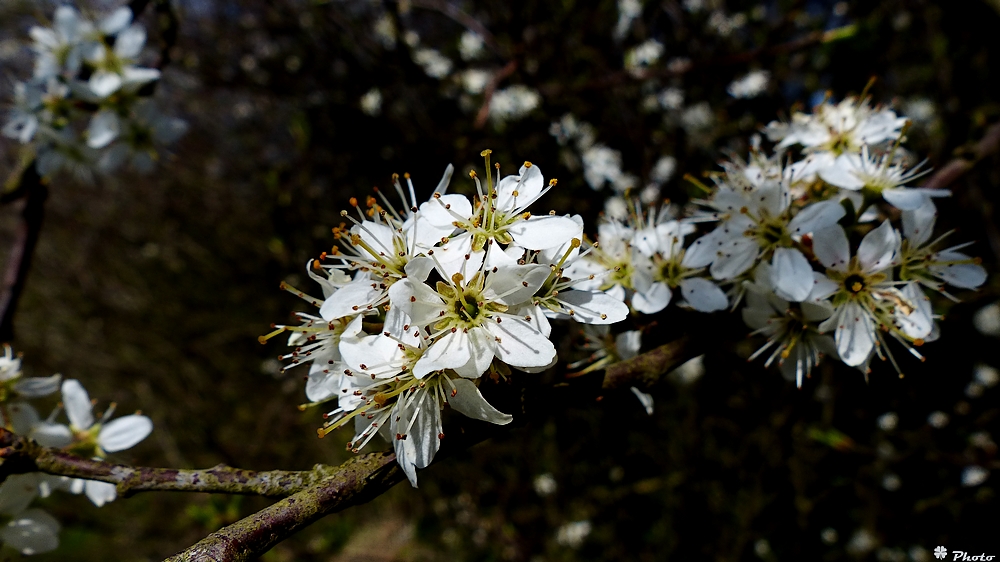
{"left": 922, "top": 119, "right": 1000, "bottom": 190}
{"left": 602, "top": 335, "right": 704, "bottom": 391}
{"left": 0, "top": 430, "right": 351, "bottom": 497}
{"left": 0, "top": 163, "right": 47, "bottom": 343}
{"left": 162, "top": 452, "right": 402, "bottom": 562}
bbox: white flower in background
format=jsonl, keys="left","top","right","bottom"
{"left": 0, "top": 346, "right": 61, "bottom": 402}
{"left": 727, "top": 70, "right": 769, "bottom": 99}
{"left": 614, "top": 0, "right": 643, "bottom": 40}
{"left": 581, "top": 144, "right": 636, "bottom": 191}
{"left": 657, "top": 87, "right": 684, "bottom": 110}
{"left": 961, "top": 465, "right": 989, "bottom": 487}
{"left": 372, "top": 13, "right": 397, "bottom": 49}
{"left": 680, "top": 102, "right": 714, "bottom": 132}
{"left": 460, "top": 69, "right": 490, "bottom": 95}
{"left": 60, "top": 379, "right": 153, "bottom": 506}
{"left": 650, "top": 155, "right": 677, "bottom": 186}
{"left": 488, "top": 85, "right": 540, "bottom": 124}
{"left": 625, "top": 39, "right": 664, "bottom": 73}
{"left": 0, "top": 505, "right": 60, "bottom": 556}
{"left": 85, "top": 9, "right": 161, "bottom": 98}
{"left": 458, "top": 31, "right": 485, "bottom": 60}
{"left": 3, "top": 82, "right": 43, "bottom": 143}
{"left": 412, "top": 48, "right": 453, "bottom": 79}
{"left": 96, "top": 100, "right": 189, "bottom": 172}
{"left": 533, "top": 473, "right": 557, "bottom": 496}
{"left": 973, "top": 302, "right": 1000, "bottom": 337}
{"left": 29, "top": 5, "right": 92, "bottom": 79}
{"left": 360, "top": 88, "right": 382, "bottom": 116}
{"left": 556, "top": 520, "right": 592, "bottom": 548}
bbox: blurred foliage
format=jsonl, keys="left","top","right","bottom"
{"left": 1, "top": 0, "right": 999, "bottom": 560}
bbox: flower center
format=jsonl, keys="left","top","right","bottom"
{"left": 844, "top": 273, "right": 866, "bottom": 294}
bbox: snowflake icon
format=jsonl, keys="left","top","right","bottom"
{"left": 934, "top": 546, "right": 948, "bottom": 559}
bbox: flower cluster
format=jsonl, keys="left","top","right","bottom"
{"left": 2, "top": 5, "right": 185, "bottom": 178}
{"left": 266, "top": 152, "right": 629, "bottom": 485}
{"left": 1, "top": 346, "right": 152, "bottom": 555}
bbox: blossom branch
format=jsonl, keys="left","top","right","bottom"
{"left": 0, "top": 428, "right": 365, "bottom": 498}
{"left": 602, "top": 336, "right": 703, "bottom": 391}
{"left": 162, "top": 453, "right": 402, "bottom": 562}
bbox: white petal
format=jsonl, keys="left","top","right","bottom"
{"left": 413, "top": 330, "right": 472, "bottom": 378}
{"left": 680, "top": 278, "right": 728, "bottom": 312}
{"left": 403, "top": 256, "right": 434, "bottom": 282}
{"left": 630, "top": 386, "right": 655, "bottom": 415}
{"left": 487, "top": 318, "right": 555, "bottom": 369}
{"left": 85, "top": 480, "right": 117, "bottom": 507}
{"left": 418, "top": 194, "right": 472, "bottom": 228}
{"left": 901, "top": 199, "right": 937, "bottom": 247}
{"left": 812, "top": 225, "right": 850, "bottom": 271}
{"left": 882, "top": 187, "right": 950, "bottom": 211}
{"left": 305, "top": 366, "right": 340, "bottom": 402}
{"left": 835, "top": 302, "right": 875, "bottom": 366}
{"left": 484, "top": 264, "right": 549, "bottom": 306}
{"left": 87, "top": 109, "right": 120, "bottom": 149}
{"left": 114, "top": 25, "right": 147, "bottom": 58}
{"left": 857, "top": 220, "right": 897, "bottom": 272}
{"left": 709, "top": 236, "right": 758, "bottom": 280}
{"left": 896, "top": 284, "right": 933, "bottom": 340}
{"left": 88, "top": 70, "right": 122, "bottom": 98}
{"left": 496, "top": 163, "right": 544, "bottom": 211}
{"left": 819, "top": 153, "right": 865, "bottom": 190}
{"left": 808, "top": 273, "right": 840, "bottom": 303}
{"left": 632, "top": 282, "right": 672, "bottom": 314}
{"left": 557, "top": 290, "right": 630, "bottom": 324}
{"left": 400, "top": 390, "right": 441, "bottom": 469}
{"left": 681, "top": 230, "right": 722, "bottom": 268}
{"left": 13, "top": 374, "right": 61, "bottom": 398}
{"left": 451, "top": 327, "right": 497, "bottom": 378}
{"left": 391, "top": 416, "right": 419, "bottom": 487}
{"left": 788, "top": 200, "right": 845, "bottom": 236}
{"left": 447, "top": 378, "right": 512, "bottom": 424}
{"left": 100, "top": 7, "right": 132, "bottom": 35}
{"left": 120, "top": 66, "right": 161, "bottom": 89}
{"left": 388, "top": 278, "right": 444, "bottom": 327}
{"left": 508, "top": 215, "right": 582, "bottom": 250}
{"left": 320, "top": 280, "right": 380, "bottom": 321}
{"left": 771, "top": 248, "right": 815, "bottom": 302}
{"left": 930, "top": 250, "right": 988, "bottom": 289}
{"left": 615, "top": 331, "right": 642, "bottom": 360}
{"left": 99, "top": 415, "right": 152, "bottom": 452}
{"left": 61, "top": 379, "right": 94, "bottom": 430}
{"left": 351, "top": 221, "right": 396, "bottom": 258}
{"left": 0, "top": 508, "right": 60, "bottom": 555}
{"left": 30, "top": 422, "right": 74, "bottom": 449}
{"left": 0, "top": 475, "right": 40, "bottom": 515}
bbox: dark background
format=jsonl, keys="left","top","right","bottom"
{"left": 1, "top": 0, "right": 998, "bottom": 560}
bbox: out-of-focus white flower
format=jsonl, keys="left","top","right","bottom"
{"left": 625, "top": 39, "right": 664, "bottom": 74}
{"left": 680, "top": 102, "right": 713, "bottom": 132}
{"left": 460, "top": 69, "right": 490, "bottom": 95}
{"left": 727, "top": 70, "right": 769, "bottom": 99}
{"left": 85, "top": 11, "right": 161, "bottom": 98}
{"left": 927, "top": 410, "right": 948, "bottom": 428}
{"left": 488, "top": 85, "right": 540, "bottom": 123}
{"left": 29, "top": 5, "right": 92, "bottom": 79}
{"left": 0, "top": 508, "right": 60, "bottom": 555}
{"left": 974, "top": 364, "right": 999, "bottom": 387}
{"left": 614, "top": 0, "right": 643, "bottom": 40}
{"left": 413, "top": 48, "right": 452, "bottom": 79}
{"left": 657, "top": 87, "right": 684, "bottom": 110}
{"left": 458, "top": 31, "right": 485, "bottom": 60}
{"left": 973, "top": 302, "right": 1000, "bottom": 337}
{"left": 961, "top": 465, "right": 989, "bottom": 487}
{"left": 650, "top": 155, "right": 677, "bottom": 185}
{"left": 0, "top": 345, "right": 61, "bottom": 402}
{"left": 360, "top": 88, "right": 382, "bottom": 116}
{"left": 372, "top": 13, "right": 397, "bottom": 49}
{"left": 533, "top": 473, "right": 557, "bottom": 496}
{"left": 877, "top": 412, "right": 898, "bottom": 431}
{"left": 556, "top": 520, "right": 592, "bottom": 548}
